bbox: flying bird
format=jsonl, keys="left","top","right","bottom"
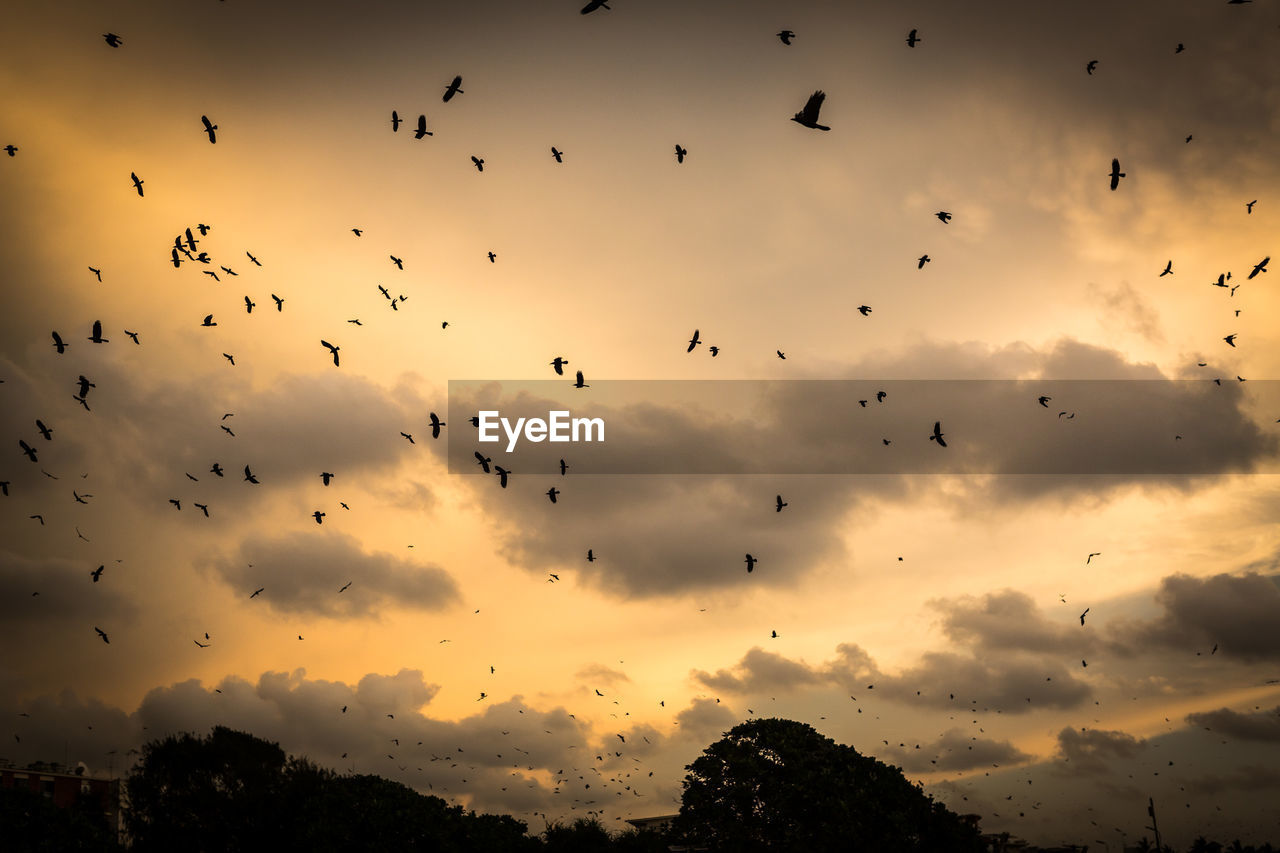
{"left": 777, "top": 30, "right": 795, "bottom": 45}
{"left": 687, "top": 329, "right": 701, "bottom": 352}
{"left": 573, "top": 370, "right": 589, "bottom": 389}
{"left": 19, "top": 440, "right": 38, "bottom": 463}
{"left": 580, "top": 0, "right": 611, "bottom": 14}
{"left": 320, "top": 472, "right": 334, "bottom": 486}
{"left": 857, "top": 305, "right": 872, "bottom": 316}
{"left": 709, "top": 346, "right": 719, "bottom": 356}
{"left": 414, "top": 115, "right": 433, "bottom": 138}
{"left": 1159, "top": 260, "right": 1172, "bottom": 276}
{"left": 194, "top": 503, "right": 208, "bottom": 517}
{"left": 745, "top": 554, "right": 758, "bottom": 573}
{"left": 471, "top": 155, "right": 484, "bottom": 171}
{"left": 201, "top": 315, "right": 216, "bottom": 327}
{"left": 34, "top": 419, "right": 52, "bottom": 440}
{"left": 475, "top": 452, "right": 492, "bottom": 473}
{"left": 1246, "top": 199, "right": 1256, "bottom": 214}
{"left": 559, "top": 458, "right": 568, "bottom": 475}
{"left": 1248, "top": 256, "right": 1268, "bottom": 279}
{"left": 495, "top": 466, "right": 510, "bottom": 488}
{"left": 586, "top": 549, "right": 595, "bottom": 563}
{"left": 918, "top": 254, "right": 931, "bottom": 269}
{"left": 674, "top": 144, "right": 687, "bottom": 163}
{"left": 125, "top": 330, "right": 139, "bottom": 344}
{"left": 550, "top": 357, "right": 569, "bottom": 375}
{"left": 51, "top": 331, "right": 68, "bottom": 353}
{"left": 390, "top": 255, "right": 403, "bottom": 270}
{"left": 244, "top": 296, "right": 255, "bottom": 313}
{"left": 130, "top": 172, "right": 144, "bottom": 196}
{"left": 429, "top": 412, "right": 445, "bottom": 438}
{"left": 94, "top": 627, "right": 109, "bottom": 644}
{"left": 777, "top": 350, "right": 786, "bottom": 359}
{"left": 194, "top": 640, "right": 209, "bottom": 648}
{"left": 88, "top": 266, "right": 102, "bottom": 282}
{"left": 250, "top": 587, "right": 264, "bottom": 598}
{"left": 401, "top": 432, "right": 415, "bottom": 444}
{"left": 313, "top": 511, "right": 325, "bottom": 524}
{"left": 936, "top": 211, "right": 952, "bottom": 223}
{"left": 551, "top": 147, "right": 564, "bottom": 163}
{"left": 390, "top": 111, "right": 401, "bottom": 132}
{"left": 103, "top": 33, "right": 122, "bottom": 47}
{"left": 246, "top": 251, "right": 261, "bottom": 266}
{"left": 906, "top": 29, "right": 921, "bottom": 47}
{"left": 271, "top": 294, "right": 283, "bottom": 311}
{"left": 791, "top": 90, "right": 830, "bottom": 130}
{"left": 929, "top": 421, "right": 947, "bottom": 447}
{"left": 91, "top": 565, "right": 104, "bottom": 582}
{"left": 776, "top": 495, "right": 787, "bottom": 512}
{"left": 1109, "top": 158, "right": 1125, "bottom": 190}
{"left": 443, "top": 75, "right": 464, "bottom": 101}
{"left": 1086, "top": 60, "right": 1097, "bottom": 74}
{"left": 321, "top": 340, "right": 340, "bottom": 366}
{"left": 201, "top": 115, "right": 217, "bottom": 144}
{"left": 243, "top": 465, "right": 259, "bottom": 484}
{"left": 1223, "top": 334, "right": 1237, "bottom": 347}
{"left": 1080, "top": 608, "right": 1090, "bottom": 626}
{"left": 3, "top": 145, "right": 15, "bottom": 157}
{"left": 1087, "top": 552, "right": 1101, "bottom": 564}
{"left": 1038, "top": 396, "right": 1051, "bottom": 407}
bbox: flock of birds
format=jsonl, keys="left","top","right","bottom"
{"left": 2, "top": 3, "right": 1276, "bottom": 842}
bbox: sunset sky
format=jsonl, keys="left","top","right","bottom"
{"left": 2, "top": 0, "right": 1279, "bottom": 847}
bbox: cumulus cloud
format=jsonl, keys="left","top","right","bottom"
{"left": 882, "top": 728, "right": 1032, "bottom": 773}
{"left": 1186, "top": 705, "right": 1280, "bottom": 743}
{"left": 1111, "top": 573, "right": 1280, "bottom": 661}
{"left": 1054, "top": 727, "right": 1146, "bottom": 774}
{"left": 207, "top": 530, "right": 458, "bottom": 616}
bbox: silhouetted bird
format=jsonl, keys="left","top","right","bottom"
{"left": 1080, "top": 607, "right": 1090, "bottom": 625}
{"left": 471, "top": 155, "right": 484, "bottom": 171}
{"left": 321, "top": 340, "right": 340, "bottom": 366}
{"left": 547, "top": 487, "right": 560, "bottom": 503}
{"left": 414, "top": 115, "right": 433, "bottom": 138}
{"left": 1086, "top": 60, "right": 1097, "bottom": 74}
{"left": 430, "top": 412, "right": 445, "bottom": 438}
{"left": 936, "top": 211, "right": 952, "bottom": 223}
{"left": 201, "top": 314, "right": 216, "bottom": 327}
{"left": 857, "top": 305, "right": 871, "bottom": 316}
{"left": 52, "top": 331, "right": 68, "bottom": 353}
{"left": 131, "top": 172, "right": 144, "bottom": 196}
{"left": 1109, "top": 158, "right": 1125, "bottom": 190}
{"left": 929, "top": 421, "right": 947, "bottom": 447}
{"left": 573, "top": 370, "right": 589, "bottom": 388}
{"left": 320, "top": 472, "right": 334, "bottom": 486}
{"left": 1246, "top": 200, "right": 1256, "bottom": 214}
{"left": 1223, "top": 334, "right": 1237, "bottom": 347}
{"left": 1248, "top": 256, "right": 1269, "bottom": 279}
{"left": 95, "top": 627, "right": 109, "bottom": 644}
{"left": 201, "top": 115, "right": 217, "bottom": 143}
{"left": 918, "top": 254, "right": 931, "bottom": 268}
{"left": 246, "top": 251, "right": 261, "bottom": 266}
{"left": 3, "top": 145, "right": 15, "bottom": 156}
{"left": 791, "top": 90, "right": 830, "bottom": 130}
{"left": 313, "top": 511, "right": 325, "bottom": 524}
{"left": 443, "top": 76, "right": 464, "bottom": 101}
{"left": 580, "top": 0, "right": 611, "bottom": 13}
{"left": 551, "top": 147, "right": 564, "bottom": 162}
{"left": 390, "top": 110, "right": 401, "bottom": 132}
{"left": 91, "top": 565, "right": 104, "bottom": 582}
{"left": 88, "top": 266, "right": 102, "bottom": 281}
{"left": 776, "top": 495, "right": 787, "bottom": 512}
{"left": 777, "top": 350, "right": 786, "bottom": 359}
{"left": 103, "top": 33, "right": 122, "bottom": 47}
{"left": 906, "top": 29, "right": 921, "bottom": 47}
{"left": 390, "top": 255, "right": 403, "bottom": 270}
{"left": 244, "top": 296, "right": 255, "bottom": 313}
{"left": 475, "top": 452, "right": 492, "bottom": 473}
{"left": 709, "top": 346, "right": 719, "bottom": 356}
{"left": 487, "top": 251, "right": 496, "bottom": 262}
{"left": 675, "top": 144, "right": 687, "bottom": 163}
{"left": 194, "top": 503, "right": 208, "bottom": 517}
{"left": 1160, "top": 260, "right": 1172, "bottom": 276}
{"left": 243, "top": 465, "right": 259, "bottom": 484}
{"left": 211, "top": 463, "right": 224, "bottom": 477}
{"left": 687, "top": 329, "right": 701, "bottom": 352}
{"left": 76, "top": 375, "right": 95, "bottom": 398}
{"left": 125, "top": 329, "right": 139, "bottom": 344}
{"left": 745, "top": 554, "right": 758, "bottom": 573}
{"left": 271, "top": 294, "right": 284, "bottom": 311}
{"left": 777, "top": 30, "right": 795, "bottom": 45}
{"left": 36, "top": 420, "right": 52, "bottom": 440}
{"left": 551, "top": 357, "right": 569, "bottom": 375}
{"left": 559, "top": 458, "right": 569, "bottom": 475}
{"left": 250, "top": 587, "right": 264, "bottom": 598}
{"left": 401, "top": 432, "right": 415, "bottom": 444}
{"left": 495, "top": 466, "right": 510, "bottom": 488}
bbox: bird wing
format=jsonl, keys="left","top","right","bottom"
{"left": 796, "top": 90, "right": 825, "bottom": 123}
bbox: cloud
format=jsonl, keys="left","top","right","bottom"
{"left": 1054, "top": 727, "right": 1146, "bottom": 774}
{"left": 207, "top": 530, "right": 458, "bottom": 616}
{"left": 692, "top": 647, "right": 826, "bottom": 694}
{"left": 1186, "top": 705, "right": 1280, "bottom": 743}
{"left": 933, "top": 589, "right": 1097, "bottom": 656}
{"left": 673, "top": 698, "right": 738, "bottom": 744}
{"left": 574, "top": 663, "right": 631, "bottom": 687}
{"left": 1111, "top": 573, "right": 1280, "bottom": 661}
{"left": 882, "top": 729, "right": 1032, "bottom": 773}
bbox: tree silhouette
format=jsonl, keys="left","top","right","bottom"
{"left": 672, "top": 718, "right": 984, "bottom": 852}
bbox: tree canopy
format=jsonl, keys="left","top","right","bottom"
{"left": 672, "top": 717, "right": 985, "bottom": 852}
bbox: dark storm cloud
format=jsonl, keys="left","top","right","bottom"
{"left": 207, "top": 530, "right": 458, "bottom": 616}
{"left": 1110, "top": 572, "right": 1280, "bottom": 661}
{"left": 882, "top": 728, "right": 1031, "bottom": 774}
{"left": 1186, "top": 706, "right": 1280, "bottom": 743}
{"left": 691, "top": 638, "right": 1093, "bottom": 715}
{"left": 449, "top": 341, "right": 1275, "bottom": 598}
{"left": 1053, "top": 727, "right": 1146, "bottom": 774}
{"left": 1186, "top": 764, "right": 1280, "bottom": 797}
